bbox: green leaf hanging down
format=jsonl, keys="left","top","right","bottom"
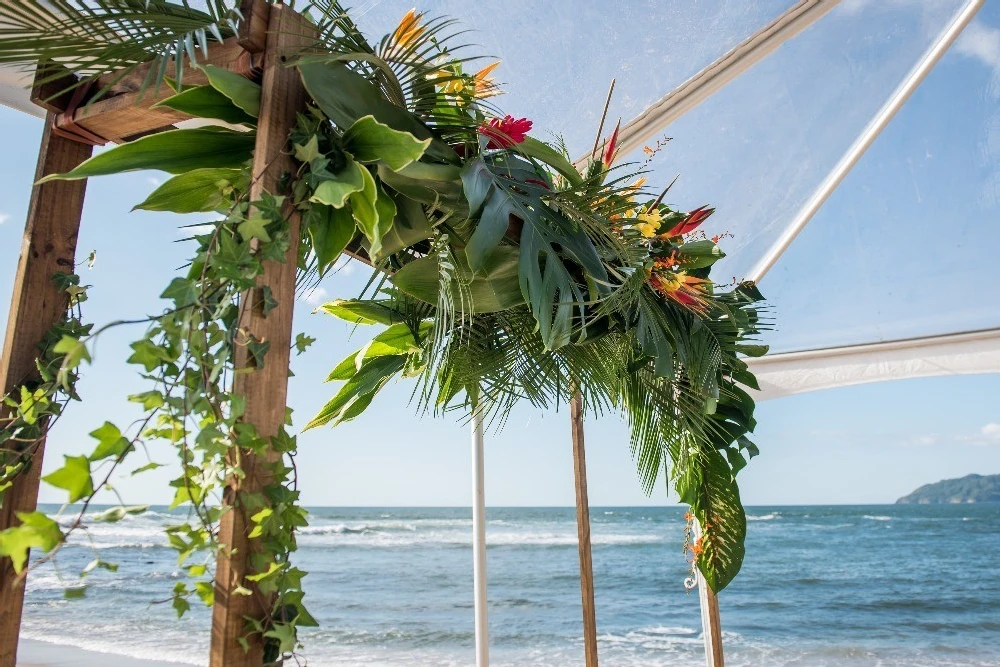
{"left": 154, "top": 85, "right": 256, "bottom": 126}
{"left": 38, "top": 127, "right": 255, "bottom": 182}
{"left": 199, "top": 64, "right": 261, "bottom": 117}
{"left": 297, "top": 59, "right": 458, "bottom": 164}
{"left": 375, "top": 193, "right": 435, "bottom": 258}
{"left": 0, "top": 511, "right": 64, "bottom": 573}
{"left": 391, "top": 245, "right": 523, "bottom": 314}
{"left": 317, "top": 299, "right": 407, "bottom": 326}
{"left": 676, "top": 240, "right": 725, "bottom": 269}
{"left": 305, "top": 203, "right": 356, "bottom": 276}
{"left": 689, "top": 449, "right": 747, "bottom": 593}
{"left": 135, "top": 168, "right": 245, "bottom": 213}
{"left": 348, "top": 167, "right": 396, "bottom": 260}
{"left": 328, "top": 322, "right": 430, "bottom": 381}
{"left": 42, "top": 455, "right": 94, "bottom": 503}
{"left": 342, "top": 115, "right": 431, "bottom": 171}
{"left": 305, "top": 354, "right": 407, "bottom": 429}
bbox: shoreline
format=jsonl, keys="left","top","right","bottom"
{"left": 17, "top": 638, "right": 199, "bottom": 667}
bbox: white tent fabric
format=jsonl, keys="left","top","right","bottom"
{"left": 748, "top": 328, "right": 1000, "bottom": 399}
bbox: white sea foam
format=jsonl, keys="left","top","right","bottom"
{"left": 746, "top": 513, "right": 779, "bottom": 521}
{"left": 863, "top": 515, "right": 893, "bottom": 521}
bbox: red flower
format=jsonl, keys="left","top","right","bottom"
{"left": 480, "top": 115, "right": 533, "bottom": 149}
{"left": 602, "top": 119, "right": 621, "bottom": 168}
{"left": 666, "top": 205, "right": 714, "bottom": 237}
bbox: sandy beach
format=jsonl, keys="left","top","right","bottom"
{"left": 17, "top": 639, "right": 196, "bottom": 667}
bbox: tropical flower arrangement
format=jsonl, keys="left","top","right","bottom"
{"left": 0, "top": 0, "right": 767, "bottom": 659}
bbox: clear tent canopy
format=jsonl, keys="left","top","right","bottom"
{"left": 0, "top": 0, "right": 996, "bottom": 396}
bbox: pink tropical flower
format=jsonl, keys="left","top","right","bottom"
{"left": 479, "top": 115, "right": 533, "bottom": 149}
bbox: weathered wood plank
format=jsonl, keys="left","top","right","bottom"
{"left": 238, "top": 0, "right": 271, "bottom": 54}
{"left": 49, "top": 38, "right": 246, "bottom": 143}
{"left": 570, "top": 390, "right": 599, "bottom": 667}
{"left": 695, "top": 521, "right": 725, "bottom": 667}
{"left": 0, "top": 116, "right": 93, "bottom": 667}
{"left": 209, "top": 7, "right": 312, "bottom": 667}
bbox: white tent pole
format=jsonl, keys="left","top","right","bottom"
{"left": 471, "top": 395, "right": 489, "bottom": 667}
{"left": 748, "top": 0, "right": 985, "bottom": 283}
{"left": 693, "top": 521, "right": 725, "bottom": 667}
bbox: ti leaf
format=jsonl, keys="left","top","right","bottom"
{"left": 38, "top": 127, "right": 254, "bottom": 182}
{"left": 135, "top": 168, "right": 244, "bottom": 213}
{"left": 200, "top": 63, "right": 261, "bottom": 117}
{"left": 154, "top": 85, "right": 256, "bottom": 126}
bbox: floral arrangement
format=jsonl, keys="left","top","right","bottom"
{"left": 0, "top": 1, "right": 767, "bottom": 660}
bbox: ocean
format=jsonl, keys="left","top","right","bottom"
{"left": 20, "top": 504, "right": 1000, "bottom": 666}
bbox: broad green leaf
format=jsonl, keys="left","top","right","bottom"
{"left": 0, "top": 511, "right": 63, "bottom": 573}
{"left": 200, "top": 64, "right": 261, "bottom": 117}
{"left": 377, "top": 162, "right": 466, "bottom": 211}
{"left": 42, "top": 455, "right": 94, "bottom": 502}
{"left": 306, "top": 355, "right": 407, "bottom": 429}
{"left": 160, "top": 277, "right": 199, "bottom": 308}
{"left": 317, "top": 299, "right": 405, "bottom": 325}
{"left": 677, "top": 240, "right": 725, "bottom": 269}
{"left": 307, "top": 203, "right": 356, "bottom": 275}
{"left": 135, "top": 168, "right": 244, "bottom": 213}
{"left": 349, "top": 166, "right": 393, "bottom": 258}
{"left": 310, "top": 159, "right": 366, "bottom": 209}
{"left": 691, "top": 449, "right": 747, "bottom": 592}
{"left": 392, "top": 246, "right": 523, "bottom": 314}
{"left": 89, "top": 422, "right": 132, "bottom": 461}
{"left": 376, "top": 193, "right": 435, "bottom": 258}
{"left": 342, "top": 114, "right": 431, "bottom": 171}
{"left": 154, "top": 85, "right": 256, "bottom": 126}
{"left": 368, "top": 183, "right": 398, "bottom": 260}
{"left": 38, "top": 127, "right": 254, "bottom": 182}
{"left": 517, "top": 136, "right": 583, "bottom": 187}
{"left": 297, "top": 59, "right": 456, "bottom": 164}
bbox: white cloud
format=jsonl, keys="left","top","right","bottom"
{"left": 302, "top": 286, "right": 328, "bottom": 306}
{"left": 0, "top": 212, "right": 9, "bottom": 225}
{"left": 331, "top": 255, "right": 355, "bottom": 276}
{"left": 976, "top": 422, "right": 1000, "bottom": 444}
{"left": 955, "top": 20, "right": 1000, "bottom": 69}
{"left": 147, "top": 176, "right": 162, "bottom": 187}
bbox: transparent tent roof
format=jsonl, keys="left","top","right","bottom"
{"left": 0, "top": 0, "right": 995, "bottom": 384}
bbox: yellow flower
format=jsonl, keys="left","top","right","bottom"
{"left": 632, "top": 207, "right": 662, "bottom": 237}
{"left": 634, "top": 221, "right": 658, "bottom": 238}
{"left": 473, "top": 61, "right": 501, "bottom": 98}
{"left": 391, "top": 8, "right": 426, "bottom": 50}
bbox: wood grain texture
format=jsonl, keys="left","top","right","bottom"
{"left": 209, "top": 7, "right": 312, "bottom": 667}
{"left": 54, "top": 38, "right": 246, "bottom": 143}
{"left": 0, "top": 116, "right": 93, "bottom": 667}
{"left": 238, "top": 0, "right": 271, "bottom": 53}
{"left": 570, "top": 390, "right": 599, "bottom": 667}
{"left": 696, "top": 521, "right": 726, "bottom": 667}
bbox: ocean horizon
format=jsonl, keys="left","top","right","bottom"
{"left": 20, "top": 503, "right": 1000, "bottom": 666}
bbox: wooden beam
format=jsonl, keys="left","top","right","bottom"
{"left": 695, "top": 521, "right": 725, "bottom": 667}
{"left": 570, "top": 390, "right": 599, "bottom": 667}
{"left": 209, "top": 7, "right": 312, "bottom": 667}
{"left": 47, "top": 38, "right": 246, "bottom": 144}
{"left": 238, "top": 0, "right": 271, "bottom": 54}
{"left": 0, "top": 115, "right": 93, "bottom": 667}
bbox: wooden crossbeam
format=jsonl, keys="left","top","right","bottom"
{"left": 0, "top": 115, "right": 93, "bottom": 667}
{"left": 47, "top": 38, "right": 246, "bottom": 144}
{"left": 209, "top": 6, "right": 313, "bottom": 666}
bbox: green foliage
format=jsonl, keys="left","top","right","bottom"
{"left": 135, "top": 168, "right": 245, "bottom": 213}
{"left": 154, "top": 85, "right": 257, "bottom": 126}
{"left": 0, "top": 512, "right": 63, "bottom": 573}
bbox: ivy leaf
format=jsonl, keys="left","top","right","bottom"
{"left": 294, "top": 333, "right": 316, "bottom": 355}
{"left": 342, "top": 114, "right": 431, "bottom": 171}
{"left": 42, "top": 455, "right": 94, "bottom": 502}
{"left": 260, "top": 286, "right": 278, "bottom": 316}
{"left": 89, "top": 422, "right": 132, "bottom": 461}
{"left": 294, "top": 135, "right": 322, "bottom": 163}
{"left": 53, "top": 335, "right": 90, "bottom": 369}
{"left": 0, "top": 511, "right": 64, "bottom": 573}
{"left": 246, "top": 336, "right": 270, "bottom": 369}
{"left": 161, "top": 278, "right": 200, "bottom": 308}
{"left": 238, "top": 211, "right": 272, "bottom": 242}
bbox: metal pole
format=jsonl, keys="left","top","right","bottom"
{"left": 748, "top": 0, "right": 985, "bottom": 282}
{"left": 471, "top": 396, "right": 489, "bottom": 667}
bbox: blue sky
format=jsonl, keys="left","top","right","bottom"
{"left": 1, "top": 1, "right": 999, "bottom": 507}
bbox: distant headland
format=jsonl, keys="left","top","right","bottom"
{"left": 896, "top": 473, "right": 1000, "bottom": 504}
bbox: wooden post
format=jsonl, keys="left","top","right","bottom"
{"left": 0, "top": 116, "right": 93, "bottom": 667}
{"left": 694, "top": 521, "right": 725, "bottom": 667}
{"left": 570, "top": 390, "right": 599, "bottom": 667}
{"left": 209, "top": 6, "right": 311, "bottom": 666}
